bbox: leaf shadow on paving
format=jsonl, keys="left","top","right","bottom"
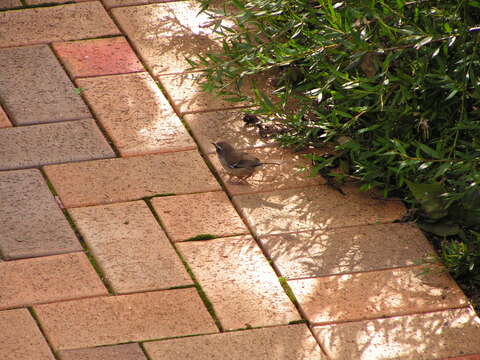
{"left": 312, "top": 307, "right": 480, "bottom": 360}
{"left": 112, "top": 2, "right": 223, "bottom": 76}
{"left": 232, "top": 185, "right": 406, "bottom": 237}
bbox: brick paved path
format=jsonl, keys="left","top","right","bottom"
{"left": 1, "top": 1, "right": 480, "bottom": 359}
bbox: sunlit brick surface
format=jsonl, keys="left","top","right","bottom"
{"left": 313, "top": 308, "right": 480, "bottom": 360}
{"left": 178, "top": 236, "right": 300, "bottom": 330}
{"left": 289, "top": 266, "right": 467, "bottom": 324}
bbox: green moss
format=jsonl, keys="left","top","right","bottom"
{"left": 147, "top": 193, "right": 176, "bottom": 199}
{"left": 278, "top": 277, "right": 298, "bottom": 307}
{"left": 185, "top": 234, "right": 217, "bottom": 241}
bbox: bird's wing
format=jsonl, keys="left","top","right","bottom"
{"left": 230, "top": 153, "right": 262, "bottom": 168}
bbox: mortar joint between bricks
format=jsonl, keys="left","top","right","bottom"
{"left": 27, "top": 307, "right": 62, "bottom": 360}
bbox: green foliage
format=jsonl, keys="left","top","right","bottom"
{"left": 441, "top": 230, "right": 480, "bottom": 290}
{"left": 190, "top": 0, "right": 480, "bottom": 294}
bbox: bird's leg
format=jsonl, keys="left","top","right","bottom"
{"left": 227, "top": 175, "right": 244, "bottom": 185}
{"left": 237, "top": 175, "right": 253, "bottom": 184}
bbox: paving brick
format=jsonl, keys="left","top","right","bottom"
{"left": 69, "top": 201, "right": 191, "bottom": 294}
{"left": 104, "top": 0, "right": 175, "bottom": 9}
{"left": 0, "top": 106, "right": 12, "bottom": 128}
{"left": 260, "top": 223, "right": 434, "bottom": 279}
{"left": 44, "top": 150, "right": 220, "bottom": 208}
{"left": 177, "top": 236, "right": 300, "bottom": 330}
{"left": 0, "top": 309, "right": 55, "bottom": 360}
{"left": 34, "top": 288, "right": 218, "bottom": 350}
{"left": 151, "top": 191, "right": 249, "bottom": 241}
{"left": 53, "top": 37, "right": 144, "bottom": 78}
{"left": 184, "top": 110, "right": 276, "bottom": 154}
{"left": 26, "top": 0, "right": 89, "bottom": 4}
{"left": 288, "top": 265, "right": 468, "bottom": 325}
{"left": 0, "top": 169, "right": 81, "bottom": 259}
{"left": 209, "top": 146, "right": 326, "bottom": 196}
{"left": 312, "top": 307, "right": 480, "bottom": 360}
{"left": 58, "top": 343, "right": 147, "bottom": 360}
{"left": 157, "top": 72, "right": 249, "bottom": 114}
{"left": 112, "top": 2, "right": 224, "bottom": 76}
{"left": 444, "top": 355, "right": 480, "bottom": 360}
{"left": 144, "top": 324, "right": 325, "bottom": 359}
{"left": 232, "top": 185, "right": 406, "bottom": 237}
{"left": 0, "top": 45, "right": 90, "bottom": 125}
{"left": 0, "top": 0, "right": 21, "bottom": 9}
{"left": 0, "top": 119, "right": 115, "bottom": 170}
{"left": 76, "top": 73, "right": 195, "bottom": 156}
{"left": 0, "top": 2, "right": 120, "bottom": 48}
{"left": 0, "top": 253, "right": 107, "bottom": 310}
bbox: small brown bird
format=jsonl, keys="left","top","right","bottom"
{"left": 212, "top": 141, "right": 279, "bottom": 183}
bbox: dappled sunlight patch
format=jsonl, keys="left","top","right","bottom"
{"left": 76, "top": 72, "right": 195, "bottom": 156}
{"left": 177, "top": 236, "right": 300, "bottom": 330}
{"left": 289, "top": 266, "right": 467, "bottom": 325}
{"left": 112, "top": 2, "right": 231, "bottom": 75}
{"left": 233, "top": 185, "right": 406, "bottom": 237}
{"left": 259, "top": 223, "right": 433, "bottom": 279}
{"left": 143, "top": 324, "right": 326, "bottom": 359}
{"left": 313, "top": 307, "right": 480, "bottom": 359}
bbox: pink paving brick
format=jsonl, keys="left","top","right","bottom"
{"left": 288, "top": 265, "right": 468, "bottom": 325}
{"left": 34, "top": 288, "right": 218, "bottom": 350}
{"left": 0, "top": 253, "right": 107, "bottom": 310}
{"left": 0, "top": 119, "right": 115, "bottom": 170}
{"left": 177, "top": 236, "right": 300, "bottom": 330}
{"left": 0, "top": 2, "right": 120, "bottom": 48}
{"left": 0, "top": 45, "right": 90, "bottom": 125}
{"left": 0, "top": 105, "right": 12, "bottom": 128}
{"left": 313, "top": 307, "right": 480, "bottom": 360}
{"left": 0, "top": 309, "right": 55, "bottom": 360}
{"left": 112, "top": 2, "right": 224, "bottom": 76}
{"left": 69, "top": 201, "right": 192, "bottom": 294}
{"left": 184, "top": 110, "right": 276, "bottom": 154}
{"left": 76, "top": 72, "right": 195, "bottom": 156}
{"left": 58, "top": 343, "right": 147, "bottom": 360}
{"left": 232, "top": 185, "right": 406, "bottom": 236}
{"left": 151, "top": 191, "right": 249, "bottom": 241}
{"left": 259, "top": 223, "right": 434, "bottom": 279}
{"left": 53, "top": 37, "right": 144, "bottom": 78}
{"left": 209, "top": 146, "right": 326, "bottom": 196}
{"left": 44, "top": 150, "right": 220, "bottom": 208}
{"left": 144, "top": 324, "right": 326, "bottom": 359}
{"left": 0, "top": 169, "right": 81, "bottom": 259}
